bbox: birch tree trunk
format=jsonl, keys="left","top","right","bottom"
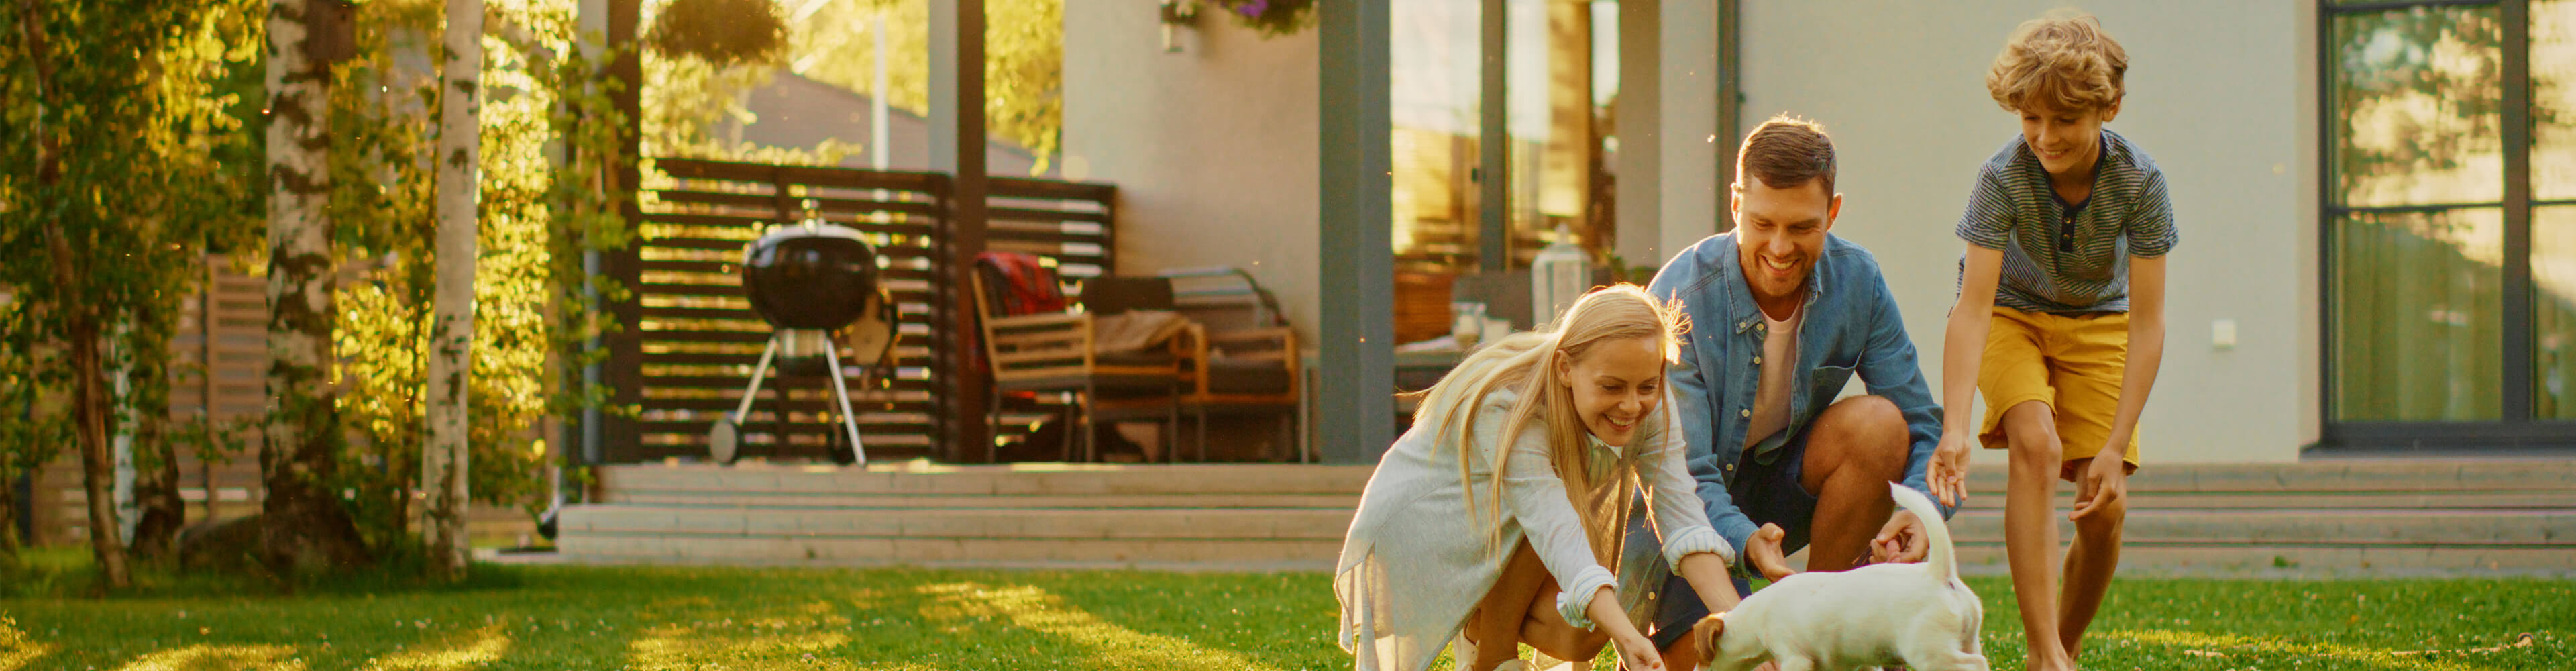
{"left": 263, "top": 0, "right": 374, "bottom": 575}
{"left": 425, "top": 0, "right": 484, "bottom": 581}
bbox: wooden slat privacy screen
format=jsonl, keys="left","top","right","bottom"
{"left": 606, "top": 158, "right": 1116, "bottom": 464}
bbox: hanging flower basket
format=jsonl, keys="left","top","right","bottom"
{"left": 1201, "top": 0, "right": 1316, "bottom": 38}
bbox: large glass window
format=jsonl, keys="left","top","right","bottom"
{"left": 2325, "top": 0, "right": 2576, "bottom": 433}
{"left": 2537, "top": 1, "right": 2575, "bottom": 201}
{"left": 2332, "top": 209, "right": 2504, "bottom": 421}
{"left": 2535, "top": 205, "right": 2576, "bottom": 416}
{"left": 1391, "top": 0, "right": 1482, "bottom": 275}
{"left": 1506, "top": 0, "right": 1615, "bottom": 266}
{"left": 1388, "top": 0, "right": 1622, "bottom": 344}
{"left": 2534, "top": 2, "right": 2576, "bottom": 417}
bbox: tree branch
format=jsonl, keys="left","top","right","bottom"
{"left": 14, "top": 0, "right": 61, "bottom": 183}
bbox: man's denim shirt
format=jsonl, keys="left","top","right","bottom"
{"left": 1646, "top": 232, "right": 1955, "bottom": 572}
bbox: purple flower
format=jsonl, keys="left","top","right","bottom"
{"left": 1236, "top": 0, "right": 1267, "bottom": 17}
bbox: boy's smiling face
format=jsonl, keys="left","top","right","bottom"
{"left": 2019, "top": 99, "right": 2121, "bottom": 180}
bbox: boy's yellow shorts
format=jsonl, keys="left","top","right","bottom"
{"left": 1976, "top": 306, "right": 2141, "bottom": 481}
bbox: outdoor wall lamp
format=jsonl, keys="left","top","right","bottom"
{"left": 1159, "top": 0, "right": 1199, "bottom": 53}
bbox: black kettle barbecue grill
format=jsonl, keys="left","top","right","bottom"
{"left": 708, "top": 222, "right": 898, "bottom": 466}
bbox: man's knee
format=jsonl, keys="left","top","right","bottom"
{"left": 1828, "top": 395, "right": 1904, "bottom": 435}
{"left": 1823, "top": 395, "right": 1908, "bottom": 476}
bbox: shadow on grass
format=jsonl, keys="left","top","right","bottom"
{"left": 0, "top": 544, "right": 537, "bottom": 600}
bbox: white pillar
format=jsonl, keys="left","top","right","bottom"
{"left": 1656, "top": 0, "right": 1723, "bottom": 264}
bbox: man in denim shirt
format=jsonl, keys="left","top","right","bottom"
{"left": 1635, "top": 116, "right": 1956, "bottom": 669}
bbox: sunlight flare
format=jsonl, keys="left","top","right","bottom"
{"left": 0, "top": 618, "right": 57, "bottom": 671}
{"left": 360, "top": 625, "right": 512, "bottom": 670}
{"left": 918, "top": 582, "right": 1284, "bottom": 671}
{"left": 112, "top": 644, "right": 304, "bottom": 671}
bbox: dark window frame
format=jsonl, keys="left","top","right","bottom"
{"left": 2316, "top": 0, "right": 2575, "bottom": 449}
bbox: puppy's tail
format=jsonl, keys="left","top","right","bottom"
{"left": 1890, "top": 482, "right": 1958, "bottom": 584}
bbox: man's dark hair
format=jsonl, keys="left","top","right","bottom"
{"left": 1736, "top": 114, "right": 1836, "bottom": 197}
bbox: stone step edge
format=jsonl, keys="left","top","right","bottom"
{"left": 557, "top": 528, "right": 2576, "bottom": 548}
{"left": 561, "top": 503, "right": 2576, "bottom": 516}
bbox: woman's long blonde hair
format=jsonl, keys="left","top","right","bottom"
{"left": 1407, "top": 284, "right": 1688, "bottom": 552}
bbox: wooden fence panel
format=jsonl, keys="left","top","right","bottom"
{"left": 616, "top": 159, "right": 1117, "bottom": 464}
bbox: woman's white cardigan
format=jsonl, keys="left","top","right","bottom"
{"left": 1334, "top": 386, "right": 1734, "bottom": 671}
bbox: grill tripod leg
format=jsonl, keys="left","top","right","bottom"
{"left": 822, "top": 344, "right": 866, "bottom": 466}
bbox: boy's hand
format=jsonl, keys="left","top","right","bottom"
{"left": 2070, "top": 451, "right": 2127, "bottom": 520}
{"left": 1746, "top": 523, "right": 1796, "bottom": 580}
{"left": 1926, "top": 431, "right": 1973, "bottom": 507}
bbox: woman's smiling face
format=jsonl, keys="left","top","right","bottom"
{"left": 1556, "top": 336, "right": 1666, "bottom": 447}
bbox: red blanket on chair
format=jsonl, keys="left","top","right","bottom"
{"left": 969, "top": 252, "right": 1069, "bottom": 380}
{"left": 975, "top": 252, "right": 1067, "bottom": 316}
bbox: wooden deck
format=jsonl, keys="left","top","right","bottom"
{"left": 554, "top": 457, "right": 2576, "bottom": 576}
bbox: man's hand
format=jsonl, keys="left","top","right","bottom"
{"left": 1868, "top": 509, "right": 1929, "bottom": 564}
{"left": 1746, "top": 523, "right": 1795, "bottom": 581}
{"left": 1925, "top": 431, "right": 1973, "bottom": 507}
{"left": 2070, "top": 451, "right": 2127, "bottom": 521}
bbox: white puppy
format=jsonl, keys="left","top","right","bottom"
{"left": 1689, "top": 482, "right": 1988, "bottom": 671}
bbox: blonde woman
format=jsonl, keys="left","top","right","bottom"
{"left": 1336, "top": 285, "right": 1742, "bottom": 671}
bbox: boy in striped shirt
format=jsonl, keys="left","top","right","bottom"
{"left": 1919, "top": 13, "right": 2176, "bottom": 671}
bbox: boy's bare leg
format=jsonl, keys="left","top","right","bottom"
{"left": 2001, "top": 401, "right": 2071, "bottom": 671}
{"left": 2057, "top": 456, "right": 2128, "bottom": 660}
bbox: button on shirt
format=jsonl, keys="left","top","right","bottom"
{"left": 1744, "top": 302, "right": 1803, "bottom": 448}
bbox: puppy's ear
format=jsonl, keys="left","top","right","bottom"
{"left": 1690, "top": 613, "right": 1727, "bottom": 660}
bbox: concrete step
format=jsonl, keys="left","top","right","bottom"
{"left": 1946, "top": 508, "right": 2576, "bottom": 546}
{"left": 564, "top": 505, "right": 2573, "bottom": 550}
{"left": 551, "top": 528, "right": 2575, "bottom": 576}
{"left": 1951, "top": 544, "right": 2576, "bottom": 576}
{"left": 557, "top": 458, "right": 2576, "bottom": 574}
{"left": 1953, "top": 491, "right": 2576, "bottom": 510}
{"left": 596, "top": 458, "right": 2576, "bottom": 499}
{"left": 596, "top": 462, "right": 1373, "bottom": 498}
{"left": 1951, "top": 458, "right": 2576, "bottom": 493}
{"left": 603, "top": 491, "right": 1363, "bottom": 509}
{"left": 555, "top": 504, "right": 2575, "bottom": 573}
{"left": 559, "top": 505, "right": 1352, "bottom": 540}
{"left": 556, "top": 533, "right": 1337, "bottom": 570}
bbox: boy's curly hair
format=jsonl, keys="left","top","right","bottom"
{"left": 1986, "top": 11, "right": 2127, "bottom": 114}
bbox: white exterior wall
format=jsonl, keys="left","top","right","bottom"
{"left": 1739, "top": 1, "right": 2320, "bottom": 462}
{"left": 1064, "top": 0, "right": 2323, "bottom": 462}
{"left": 1061, "top": 3, "right": 1324, "bottom": 340}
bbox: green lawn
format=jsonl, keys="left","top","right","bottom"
{"left": 0, "top": 549, "right": 2569, "bottom": 670}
